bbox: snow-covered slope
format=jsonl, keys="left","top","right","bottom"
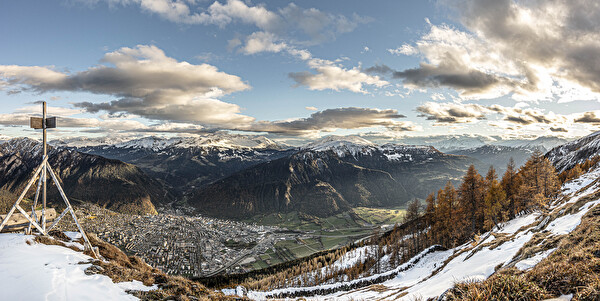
{"left": 303, "top": 135, "right": 439, "bottom": 161}
{"left": 493, "top": 136, "right": 569, "bottom": 151}
{"left": 546, "top": 131, "right": 600, "bottom": 172}
{"left": 303, "top": 135, "right": 376, "bottom": 157}
{"left": 240, "top": 162, "right": 600, "bottom": 300}
{"left": 384, "top": 134, "right": 571, "bottom": 152}
{"left": 56, "top": 134, "right": 287, "bottom": 151}
{"left": 0, "top": 233, "right": 155, "bottom": 301}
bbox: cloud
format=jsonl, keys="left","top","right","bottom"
{"left": 574, "top": 111, "right": 600, "bottom": 124}
{"left": 364, "top": 64, "right": 393, "bottom": 75}
{"left": 392, "top": 53, "right": 513, "bottom": 98}
{"left": 241, "top": 31, "right": 288, "bottom": 54}
{"left": 388, "top": 44, "right": 418, "bottom": 56}
{"left": 0, "top": 45, "right": 253, "bottom": 127}
{"left": 550, "top": 127, "right": 568, "bottom": 132}
{"left": 416, "top": 102, "right": 489, "bottom": 123}
{"left": 96, "top": 0, "right": 369, "bottom": 47}
{"left": 488, "top": 105, "right": 567, "bottom": 125}
{"left": 15, "top": 105, "right": 83, "bottom": 116}
{"left": 305, "top": 106, "right": 318, "bottom": 111}
{"left": 290, "top": 58, "right": 388, "bottom": 94}
{"left": 277, "top": 3, "right": 371, "bottom": 45}
{"left": 383, "top": 0, "right": 600, "bottom": 101}
{"left": 246, "top": 107, "right": 409, "bottom": 136}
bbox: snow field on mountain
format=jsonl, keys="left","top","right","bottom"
{"left": 0, "top": 233, "right": 155, "bottom": 301}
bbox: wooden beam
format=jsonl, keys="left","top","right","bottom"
{"left": 0, "top": 156, "right": 47, "bottom": 233}
{"left": 46, "top": 164, "right": 99, "bottom": 258}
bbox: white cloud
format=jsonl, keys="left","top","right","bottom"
{"left": 97, "top": 0, "right": 369, "bottom": 48}
{"left": 0, "top": 45, "right": 253, "bottom": 127}
{"left": 245, "top": 107, "right": 410, "bottom": 137}
{"left": 15, "top": 105, "right": 83, "bottom": 116}
{"left": 388, "top": 44, "right": 418, "bottom": 56}
{"left": 289, "top": 57, "right": 389, "bottom": 94}
{"left": 390, "top": 0, "right": 600, "bottom": 102}
{"left": 416, "top": 102, "right": 489, "bottom": 123}
{"left": 241, "top": 31, "right": 287, "bottom": 55}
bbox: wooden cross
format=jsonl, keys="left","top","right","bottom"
{"left": 0, "top": 101, "right": 99, "bottom": 258}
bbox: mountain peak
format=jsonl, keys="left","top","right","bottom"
{"left": 546, "top": 130, "right": 600, "bottom": 172}
{"left": 304, "top": 135, "right": 374, "bottom": 150}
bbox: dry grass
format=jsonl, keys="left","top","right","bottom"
{"left": 446, "top": 203, "right": 600, "bottom": 301}
{"left": 368, "top": 284, "right": 388, "bottom": 292}
{"left": 525, "top": 204, "right": 600, "bottom": 299}
{"left": 446, "top": 269, "right": 550, "bottom": 301}
{"left": 34, "top": 235, "right": 80, "bottom": 252}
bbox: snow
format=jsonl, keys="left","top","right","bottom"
{"left": 497, "top": 212, "right": 540, "bottom": 234}
{"left": 112, "top": 135, "right": 283, "bottom": 151}
{"left": 561, "top": 165, "right": 600, "bottom": 197}
{"left": 117, "top": 280, "right": 158, "bottom": 292}
{"left": 0, "top": 233, "right": 154, "bottom": 300}
{"left": 547, "top": 199, "right": 600, "bottom": 235}
{"left": 395, "top": 227, "right": 534, "bottom": 300}
{"left": 304, "top": 135, "right": 376, "bottom": 157}
{"left": 245, "top": 246, "right": 443, "bottom": 300}
{"left": 515, "top": 248, "right": 556, "bottom": 271}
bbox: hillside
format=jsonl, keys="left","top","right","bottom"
{"left": 0, "top": 231, "right": 236, "bottom": 300}
{"left": 232, "top": 157, "right": 600, "bottom": 300}
{"left": 69, "top": 135, "right": 294, "bottom": 194}
{"left": 546, "top": 131, "right": 600, "bottom": 172}
{"left": 189, "top": 136, "right": 476, "bottom": 219}
{"left": 0, "top": 138, "right": 173, "bottom": 215}
{"left": 449, "top": 145, "right": 535, "bottom": 174}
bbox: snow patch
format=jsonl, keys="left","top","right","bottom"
{"left": 515, "top": 248, "right": 556, "bottom": 271}
{"left": 0, "top": 233, "right": 139, "bottom": 301}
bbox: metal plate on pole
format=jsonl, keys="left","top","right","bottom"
{"left": 30, "top": 117, "right": 44, "bottom": 129}
{"left": 45, "top": 117, "right": 56, "bottom": 128}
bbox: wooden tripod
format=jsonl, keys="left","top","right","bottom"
{"left": 0, "top": 101, "right": 99, "bottom": 258}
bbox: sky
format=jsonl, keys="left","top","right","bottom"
{"left": 1, "top": 0, "right": 600, "bottom": 143}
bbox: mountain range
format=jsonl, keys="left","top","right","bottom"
{"left": 189, "top": 136, "right": 475, "bottom": 219}
{"left": 0, "top": 133, "right": 581, "bottom": 219}
{"left": 0, "top": 138, "right": 172, "bottom": 215}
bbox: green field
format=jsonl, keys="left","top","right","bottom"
{"left": 352, "top": 206, "right": 406, "bottom": 225}
{"left": 244, "top": 206, "right": 408, "bottom": 271}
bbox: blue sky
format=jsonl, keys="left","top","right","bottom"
{"left": 1, "top": 0, "right": 600, "bottom": 142}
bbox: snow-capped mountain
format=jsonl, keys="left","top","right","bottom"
{"left": 189, "top": 138, "right": 476, "bottom": 219}
{"left": 373, "top": 134, "right": 572, "bottom": 152}
{"left": 303, "top": 135, "right": 376, "bottom": 156}
{"left": 390, "top": 134, "right": 494, "bottom": 151}
{"left": 56, "top": 134, "right": 288, "bottom": 151}
{"left": 70, "top": 135, "right": 295, "bottom": 194}
{"left": 50, "top": 136, "right": 129, "bottom": 148}
{"left": 546, "top": 131, "right": 600, "bottom": 172}
{"left": 449, "top": 144, "right": 536, "bottom": 173}
{"left": 302, "top": 136, "right": 439, "bottom": 162}
{"left": 493, "top": 136, "right": 570, "bottom": 151}
{"left": 0, "top": 138, "right": 172, "bottom": 215}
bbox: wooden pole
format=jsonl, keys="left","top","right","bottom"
{"left": 0, "top": 156, "right": 47, "bottom": 233}
{"left": 46, "top": 164, "right": 98, "bottom": 258}
{"left": 26, "top": 175, "right": 43, "bottom": 234}
{"left": 42, "top": 101, "right": 47, "bottom": 233}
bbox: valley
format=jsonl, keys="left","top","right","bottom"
{"left": 1, "top": 132, "right": 596, "bottom": 301}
